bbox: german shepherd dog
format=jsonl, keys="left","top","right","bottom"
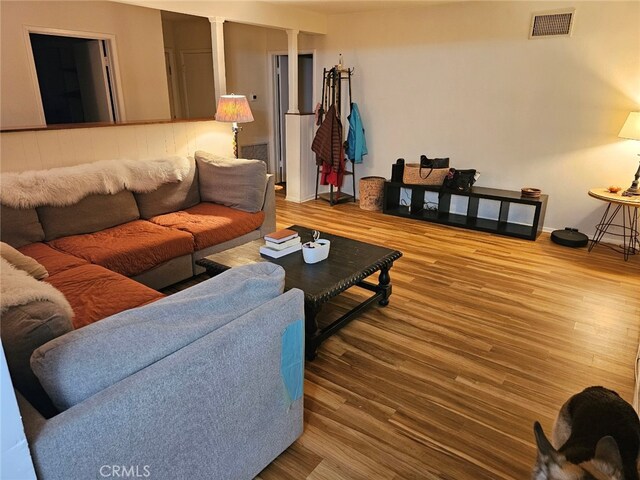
{"left": 532, "top": 387, "right": 640, "bottom": 480}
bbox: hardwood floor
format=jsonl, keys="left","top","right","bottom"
{"left": 256, "top": 194, "right": 640, "bottom": 479}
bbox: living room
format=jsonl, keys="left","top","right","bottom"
{"left": 1, "top": 1, "right": 639, "bottom": 479}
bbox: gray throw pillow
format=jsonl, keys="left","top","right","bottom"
{"left": 1, "top": 300, "right": 73, "bottom": 417}
{"left": 37, "top": 191, "right": 140, "bottom": 241}
{"left": 134, "top": 156, "right": 200, "bottom": 219}
{"left": 0, "top": 205, "right": 45, "bottom": 248}
{"left": 195, "top": 151, "right": 267, "bottom": 213}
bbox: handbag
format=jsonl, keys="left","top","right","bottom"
{"left": 442, "top": 168, "right": 477, "bottom": 192}
{"left": 420, "top": 155, "right": 450, "bottom": 169}
{"left": 391, "top": 158, "right": 405, "bottom": 183}
{"left": 402, "top": 164, "right": 449, "bottom": 186}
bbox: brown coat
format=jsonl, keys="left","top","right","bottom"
{"left": 311, "top": 105, "right": 345, "bottom": 187}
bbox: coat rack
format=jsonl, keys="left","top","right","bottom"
{"left": 314, "top": 63, "right": 357, "bottom": 206}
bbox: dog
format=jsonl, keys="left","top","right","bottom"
{"left": 532, "top": 386, "right": 640, "bottom": 480}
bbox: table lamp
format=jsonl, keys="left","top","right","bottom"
{"left": 618, "top": 111, "right": 640, "bottom": 196}
{"left": 215, "top": 94, "right": 254, "bottom": 158}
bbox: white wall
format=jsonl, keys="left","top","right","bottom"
{"left": 224, "top": 22, "right": 279, "bottom": 148}
{"left": 0, "top": 120, "right": 233, "bottom": 172}
{"left": 0, "top": 1, "right": 171, "bottom": 128}
{"left": 312, "top": 1, "right": 640, "bottom": 235}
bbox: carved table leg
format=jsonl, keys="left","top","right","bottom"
{"left": 378, "top": 265, "right": 392, "bottom": 306}
{"left": 305, "top": 303, "right": 322, "bottom": 361}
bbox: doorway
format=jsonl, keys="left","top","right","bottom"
{"left": 180, "top": 50, "right": 216, "bottom": 119}
{"left": 160, "top": 11, "right": 214, "bottom": 121}
{"left": 29, "top": 33, "right": 119, "bottom": 125}
{"left": 272, "top": 53, "right": 314, "bottom": 184}
{"left": 164, "top": 49, "right": 181, "bottom": 119}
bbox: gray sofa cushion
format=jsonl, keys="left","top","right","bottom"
{"left": 37, "top": 191, "right": 140, "bottom": 241}
{"left": 1, "top": 300, "right": 73, "bottom": 417}
{"left": 134, "top": 156, "right": 200, "bottom": 219}
{"left": 0, "top": 204, "right": 45, "bottom": 248}
{"left": 195, "top": 150, "right": 267, "bottom": 213}
{"left": 31, "top": 263, "right": 286, "bottom": 411}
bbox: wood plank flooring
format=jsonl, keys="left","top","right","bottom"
{"left": 255, "top": 194, "right": 640, "bottom": 479}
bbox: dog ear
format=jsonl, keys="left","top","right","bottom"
{"left": 592, "top": 436, "right": 624, "bottom": 476}
{"left": 532, "top": 422, "right": 568, "bottom": 479}
{"left": 534, "top": 422, "right": 559, "bottom": 458}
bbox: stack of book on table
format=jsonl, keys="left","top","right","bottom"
{"left": 260, "top": 229, "right": 301, "bottom": 258}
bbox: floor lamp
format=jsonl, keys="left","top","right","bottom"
{"left": 215, "top": 94, "right": 254, "bottom": 159}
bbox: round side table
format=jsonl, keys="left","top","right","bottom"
{"left": 588, "top": 188, "right": 640, "bottom": 261}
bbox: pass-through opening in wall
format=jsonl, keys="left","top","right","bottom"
{"left": 28, "top": 31, "right": 121, "bottom": 125}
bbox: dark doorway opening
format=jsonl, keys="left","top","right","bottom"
{"left": 30, "top": 33, "right": 116, "bottom": 125}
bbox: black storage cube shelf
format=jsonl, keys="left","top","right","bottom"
{"left": 382, "top": 182, "right": 548, "bottom": 241}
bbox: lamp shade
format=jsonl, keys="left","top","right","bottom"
{"left": 618, "top": 112, "right": 640, "bottom": 141}
{"left": 215, "top": 94, "right": 254, "bottom": 123}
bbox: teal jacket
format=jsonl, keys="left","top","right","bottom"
{"left": 346, "top": 103, "right": 367, "bottom": 163}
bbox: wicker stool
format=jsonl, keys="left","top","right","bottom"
{"left": 359, "top": 176, "right": 386, "bottom": 211}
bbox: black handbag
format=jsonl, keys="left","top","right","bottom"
{"left": 391, "top": 158, "right": 405, "bottom": 182}
{"left": 420, "top": 155, "right": 450, "bottom": 169}
{"left": 442, "top": 168, "right": 477, "bottom": 192}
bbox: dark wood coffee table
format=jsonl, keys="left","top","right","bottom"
{"left": 196, "top": 225, "right": 402, "bottom": 360}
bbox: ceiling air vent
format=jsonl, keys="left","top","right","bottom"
{"left": 530, "top": 9, "right": 575, "bottom": 38}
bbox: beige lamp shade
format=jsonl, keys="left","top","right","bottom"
{"left": 618, "top": 112, "right": 640, "bottom": 140}
{"left": 215, "top": 94, "right": 254, "bottom": 123}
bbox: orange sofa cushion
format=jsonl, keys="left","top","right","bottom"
{"left": 18, "top": 242, "right": 88, "bottom": 276}
{"left": 46, "top": 264, "right": 164, "bottom": 329}
{"left": 149, "top": 202, "right": 265, "bottom": 251}
{"left": 48, "top": 220, "right": 194, "bottom": 277}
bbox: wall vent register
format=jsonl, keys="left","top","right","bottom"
{"left": 240, "top": 143, "right": 268, "bottom": 165}
{"left": 530, "top": 10, "right": 575, "bottom": 38}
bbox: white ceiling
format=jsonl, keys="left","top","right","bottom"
{"left": 161, "top": 10, "right": 203, "bottom": 22}
{"left": 267, "top": 1, "right": 452, "bottom": 15}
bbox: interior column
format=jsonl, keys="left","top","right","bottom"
{"left": 287, "top": 29, "right": 299, "bottom": 114}
{"left": 285, "top": 29, "right": 302, "bottom": 202}
{"left": 208, "top": 16, "right": 227, "bottom": 106}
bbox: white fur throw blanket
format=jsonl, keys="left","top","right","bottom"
{"left": 0, "top": 156, "right": 191, "bottom": 209}
{"left": 0, "top": 258, "right": 73, "bottom": 317}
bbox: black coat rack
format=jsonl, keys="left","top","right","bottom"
{"left": 315, "top": 65, "right": 357, "bottom": 205}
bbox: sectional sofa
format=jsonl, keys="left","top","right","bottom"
{"left": 0, "top": 151, "right": 305, "bottom": 479}
{"left": 2, "top": 150, "right": 276, "bottom": 285}
{"left": 1, "top": 150, "right": 276, "bottom": 320}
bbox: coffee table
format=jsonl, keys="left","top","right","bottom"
{"left": 196, "top": 225, "right": 402, "bottom": 360}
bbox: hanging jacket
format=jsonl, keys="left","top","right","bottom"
{"left": 346, "top": 103, "right": 367, "bottom": 164}
{"left": 311, "top": 105, "right": 345, "bottom": 187}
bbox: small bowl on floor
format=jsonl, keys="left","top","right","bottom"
{"left": 302, "top": 239, "right": 330, "bottom": 264}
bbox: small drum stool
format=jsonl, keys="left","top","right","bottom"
{"left": 359, "top": 176, "right": 386, "bottom": 211}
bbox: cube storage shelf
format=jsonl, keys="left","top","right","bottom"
{"left": 382, "top": 182, "right": 548, "bottom": 240}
